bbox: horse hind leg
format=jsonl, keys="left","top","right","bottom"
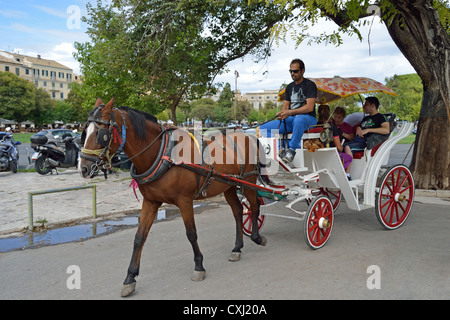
{"left": 244, "top": 189, "right": 267, "bottom": 247}
{"left": 121, "top": 199, "right": 161, "bottom": 297}
{"left": 224, "top": 188, "right": 244, "bottom": 262}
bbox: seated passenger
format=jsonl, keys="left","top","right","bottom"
{"left": 259, "top": 58, "right": 317, "bottom": 163}
{"left": 332, "top": 107, "right": 354, "bottom": 142}
{"left": 317, "top": 105, "right": 352, "bottom": 171}
{"left": 343, "top": 97, "right": 390, "bottom": 179}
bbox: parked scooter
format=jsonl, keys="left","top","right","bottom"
{"left": 0, "top": 129, "right": 21, "bottom": 173}
{"left": 31, "top": 132, "right": 80, "bottom": 175}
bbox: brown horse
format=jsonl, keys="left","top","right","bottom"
{"left": 78, "top": 98, "right": 270, "bottom": 297}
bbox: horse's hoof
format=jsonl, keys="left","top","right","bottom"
{"left": 228, "top": 252, "right": 241, "bottom": 262}
{"left": 121, "top": 282, "right": 136, "bottom": 297}
{"left": 191, "top": 270, "right": 206, "bottom": 282}
{"left": 259, "top": 235, "right": 267, "bottom": 246}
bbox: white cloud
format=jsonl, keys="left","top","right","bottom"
{"left": 46, "top": 42, "right": 80, "bottom": 73}
{"left": 0, "top": 9, "right": 27, "bottom": 18}
{"left": 13, "top": 42, "right": 81, "bottom": 74}
{"left": 32, "top": 5, "right": 67, "bottom": 19}
{"left": 215, "top": 17, "right": 415, "bottom": 94}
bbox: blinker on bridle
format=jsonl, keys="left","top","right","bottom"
{"left": 80, "top": 104, "right": 127, "bottom": 177}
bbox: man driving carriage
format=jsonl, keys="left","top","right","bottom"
{"left": 259, "top": 58, "right": 318, "bottom": 163}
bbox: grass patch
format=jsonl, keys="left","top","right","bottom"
{"left": 10, "top": 132, "right": 35, "bottom": 143}
{"left": 397, "top": 134, "right": 416, "bottom": 144}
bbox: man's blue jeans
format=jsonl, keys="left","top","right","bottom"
{"left": 259, "top": 114, "right": 317, "bottom": 150}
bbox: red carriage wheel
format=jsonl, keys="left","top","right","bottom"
{"left": 307, "top": 187, "right": 342, "bottom": 211}
{"left": 304, "top": 196, "right": 334, "bottom": 250}
{"left": 375, "top": 164, "right": 414, "bottom": 230}
{"left": 242, "top": 197, "right": 265, "bottom": 237}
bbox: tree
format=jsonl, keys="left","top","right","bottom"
{"left": 0, "top": 71, "right": 35, "bottom": 123}
{"left": 218, "top": 83, "right": 235, "bottom": 109}
{"left": 379, "top": 74, "right": 422, "bottom": 121}
{"left": 75, "top": 0, "right": 296, "bottom": 124}
{"left": 267, "top": 0, "right": 449, "bottom": 189}
{"left": 190, "top": 98, "right": 218, "bottom": 124}
{"left": 65, "top": 84, "right": 89, "bottom": 123}
{"left": 31, "top": 88, "right": 55, "bottom": 126}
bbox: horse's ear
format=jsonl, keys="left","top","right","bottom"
{"left": 95, "top": 97, "right": 103, "bottom": 107}
{"left": 105, "top": 97, "right": 115, "bottom": 111}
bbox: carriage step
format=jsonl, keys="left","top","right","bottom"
{"left": 256, "top": 190, "right": 285, "bottom": 201}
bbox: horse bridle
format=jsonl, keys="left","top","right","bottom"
{"left": 80, "top": 104, "right": 127, "bottom": 177}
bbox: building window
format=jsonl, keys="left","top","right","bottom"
{"left": 60, "top": 83, "right": 63, "bottom": 88}
{"left": 25, "top": 69, "right": 30, "bottom": 75}
{"left": 60, "top": 92, "right": 64, "bottom": 99}
{"left": 52, "top": 92, "right": 56, "bottom": 98}
{"left": 43, "top": 81, "right": 47, "bottom": 87}
{"left": 5, "top": 66, "right": 9, "bottom": 72}
{"left": 52, "top": 82, "right": 55, "bottom": 88}
{"left": 15, "top": 68, "right": 20, "bottom": 76}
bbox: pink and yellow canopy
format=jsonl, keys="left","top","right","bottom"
{"left": 278, "top": 76, "right": 397, "bottom": 104}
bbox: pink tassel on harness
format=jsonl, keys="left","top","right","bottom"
{"left": 129, "top": 179, "right": 140, "bottom": 202}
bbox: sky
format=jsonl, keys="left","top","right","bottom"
{"left": 0, "top": 0, "right": 416, "bottom": 94}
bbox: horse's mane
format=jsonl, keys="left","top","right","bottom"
{"left": 118, "top": 106, "right": 158, "bottom": 142}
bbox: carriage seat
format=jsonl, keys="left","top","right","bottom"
{"left": 280, "top": 126, "right": 323, "bottom": 140}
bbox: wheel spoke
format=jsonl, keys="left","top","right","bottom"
{"left": 383, "top": 200, "right": 395, "bottom": 220}
{"left": 385, "top": 179, "right": 394, "bottom": 194}
{"left": 380, "top": 198, "right": 394, "bottom": 210}
{"left": 243, "top": 214, "right": 251, "bottom": 226}
{"left": 399, "top": 184, "right": 413, "bottom": 195}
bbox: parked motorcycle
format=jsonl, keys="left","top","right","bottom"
{"left": 0, "top": 131, "right": 21, "bottom": 173}
{"left": 31, "top": 133, "right": 80, "bottom": 175}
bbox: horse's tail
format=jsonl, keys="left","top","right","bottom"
{"left": 253, "top": 135, "right": 274, "bottom": 186}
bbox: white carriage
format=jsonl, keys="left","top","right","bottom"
{"left": 243, "top": 119, "right": 415, "bottom": 249}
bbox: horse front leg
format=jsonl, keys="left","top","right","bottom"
{"left": 224, "top": 188, "right": 244, "bottom": 262}
{"left": 245, "top": 189, "right": 267, "bottom": 247}
{"left": 178, "top": 199, "right": 206, "bottom": 282}
{"left": 121, "top": 199, "right": 161, "bottom": 297}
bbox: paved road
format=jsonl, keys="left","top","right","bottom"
{"left": 0, "top": 196, "right": 448, "bottom": 300}
{"left": 2, "top": 138, "right": 449, "bottom": 301}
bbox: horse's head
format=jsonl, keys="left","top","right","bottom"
{"left": 78, "top": 97, "right": 126, "bottom": 178}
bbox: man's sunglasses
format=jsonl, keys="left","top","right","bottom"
{"left": 289, "top": 69, "right": 301, "bottom": 74}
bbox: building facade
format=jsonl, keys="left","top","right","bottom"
{"left": 0, "top": 50, "right": 73, "bottom": 101}
{"left": 243, "top": 90, "right": 281, "bottom": 110}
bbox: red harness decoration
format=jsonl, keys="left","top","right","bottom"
{"left": 112, "top": 126, "right": 123, "bottom": 145}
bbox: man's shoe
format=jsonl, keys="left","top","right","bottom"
{"left": 282, "top": 148, "right": 296, "bottom": 163}
{"left": 278, "top": 148, "right": 286, "bottom": 159}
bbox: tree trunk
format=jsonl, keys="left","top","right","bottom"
{"left": 384, "top": 0, "right": 450, "bottom": 190}
{"left": 169, "top": 88, "right": 187, "bottom": 126}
